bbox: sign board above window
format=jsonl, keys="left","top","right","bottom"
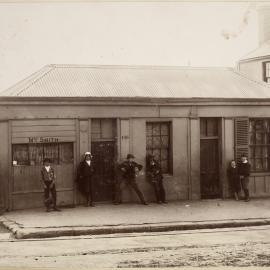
{"left": 28, "top": 137, "right": 59, "bottom": 143}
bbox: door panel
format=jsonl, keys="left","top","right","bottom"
{"left": 200, "top": 139, "right": 220, "bottom": 199}
{"left": 91, "top": 141, "right": 115, "bottom": 202}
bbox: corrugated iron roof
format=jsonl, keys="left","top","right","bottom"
{"left": 239, "top": 40, "right": 270, "bottom": 61}
{"left": 1, "top": 64, "right": 270, "bottom": 99}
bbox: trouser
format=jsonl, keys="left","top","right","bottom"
{"left": 44, "top": 182, "right": 57, "bottom": 209}
{"left": 85, "top": 177, "right": 94, "bottom": 204}
{"left": 128, "top": 180, "right": 146, "bottom": 204}
{"left": 152, "top": 179, "right": 166, "bottom": 202}
{"left": 240, "top": 176, "right": 250, "bottom": 200}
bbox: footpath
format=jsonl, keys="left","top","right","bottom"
{"left": 1, "top": 199, "right": 270, "bottom": 239}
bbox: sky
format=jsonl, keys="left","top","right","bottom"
{"left": 0, "top": 1, "right": 260, "bottom": 91}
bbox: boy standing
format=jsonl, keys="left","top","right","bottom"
{"left": 238, "top": 154, "right": 251, "bottom": 202}
{"left": 146, "top": 154, "right": 167, "bottom": 204}
{"left": 41, "top": 158, "right": 61, "bottom": 212}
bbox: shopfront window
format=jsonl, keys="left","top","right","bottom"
{"left": 249, "top": 119, "right": 270, "bottom": 172}
{"left": 146, "top": 122, "right": 171, "bottom": 173}
{"left": 12, "top": 143, "right": 73, "bottom": 166}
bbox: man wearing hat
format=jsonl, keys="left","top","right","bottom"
{"left": 77, "top": 152, "right": 95, "bottom": 206}
{"left": 118, "top": 154, "right": 148, "bottom": 205}
{"left": 41, "top": 158, "right": 61, "bottom": 212}
{"left": 146, "top": 154, "right": 167, "bottom": 204}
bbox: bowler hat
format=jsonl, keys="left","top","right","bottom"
{"left": 127, "top": 154, "right": 135, "bottom": 159}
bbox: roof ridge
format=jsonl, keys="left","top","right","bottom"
{"left": 49, "top": 64, "right": 233, "bottom": 71}
{"left": 16, "top": 65, "right": 55, "bottom": 96}
{"left": 0, "top": 65, "right": 53, "bottom": 96}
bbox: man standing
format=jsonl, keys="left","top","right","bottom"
{"left": 146, "top": 154, "right": 167, "bottom": 204}
{"left": 77, "top": 152, "right": 95, "bottom": 207}
{"left": 118, "top": 154, "right": 148, "bottom": 205}
{"left": 238, "top": 154, "right": 251, "bottom": 202}
{"left": 41, "top": 158, "right": 61, "bottom": 212}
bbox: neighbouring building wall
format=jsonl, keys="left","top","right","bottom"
{"left": 258, "top": 6, "right": 270, "bottom": 46}
{"left": 238, "top": 57, "right": 270, "bottom": 82}
{"left": 0, "top": 121, "right": 9, "bottom": 210}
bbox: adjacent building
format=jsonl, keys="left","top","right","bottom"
{"left": 238, "top": 5, "right": 270, "bottom": 83}
{"left": 1, "top": 64, "right": 270, "bottom": 210}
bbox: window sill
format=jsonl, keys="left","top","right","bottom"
{"left": 250, "top": 172, "right": 270, "bottom": 176}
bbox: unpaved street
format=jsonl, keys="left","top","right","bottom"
{"left": 1, "top": 225, "right": 270, "bottom": 268}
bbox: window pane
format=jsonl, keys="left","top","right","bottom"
{"left": 249, "top": 120, "right": 255, "bottom": 132}
{"left": 263, "top": 158, "right": 269, "bottom": 171}
{"left": 249, "top": 133, "right": 256, "bottom": 145}
{"left": 146, "top": 124, "right": 153, "bottom": 137}
{"left": 250, "top": 158, "right": 255, "bottom": 171}
{"left": 12, "top": 144, "right": 29, "bottom": 165}
{"left": 153, "top": 136, "right": 161, "bottom": 148}
{"left": 255, "top": 146, "right": 263, "bottom": 157}
{"left": 161, "top": 149, "right": 168, "bottom": 160}
{"left": 152, "top": 124, "right": 160, "bottom": 136}
{"left": 249, "top": 119, "right": 270, "bottom": 172}
{"left": 153, "top": 149, "right": 161, "bottom": 160}
{"left": 255, "top": 158, "right": 263, "bottom": 171}
{"left": 146, "top": 136, "right": 152, "bottom": 149}
{"left": 255, "top": 133, "right": 264, "bottom": 144}
{"left": 161, "top": 123, "right": 169, "bottom": 135}
{"left": 161, "top": 136, "right": 169, "bottom": 148}
{"left": 29, "top": 144, "right": 43, "bottom": 165}
{"left": 255, "top": 120, "right": 264, "bottom": 131}
{"left": 146, "top": 122, "right": 170, "bottom": 173}
{"left": 44, "top": 144, "right": 59, "bottom": 164}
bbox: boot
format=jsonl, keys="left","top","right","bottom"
{"left": 244, "top": 189, "right": 250, "bottom": 202}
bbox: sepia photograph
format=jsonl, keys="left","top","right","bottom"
{"left": 0, "top": 0, "right": 270, "bottom": 268}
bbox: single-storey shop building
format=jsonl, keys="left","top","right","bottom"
{"left": 1, "top": 65, "right": 270, "bottom": 210}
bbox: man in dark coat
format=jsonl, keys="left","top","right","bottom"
{"left": 227, "top": 160, "right": 241, "bottom": 200}
{"left": 238, "top": 154, "right": 251, "bottom": 202}
{"left": 77, "top": 152, "right": 95, "bottom": 206}
{"left": 146, "top": 154, "right": 167, "bottom": 204}
{"left": 41, "top": 158, "right": 61, "bottom": 212}
{"left": 118, "top": 154, "right": 148, "bottom": 205}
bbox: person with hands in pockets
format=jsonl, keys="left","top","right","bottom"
{"left": 41, "top": 158, "right": 61, "bottom": 212}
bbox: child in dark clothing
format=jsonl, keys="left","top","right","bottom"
{"left": 238, "top": 154, "right": 251, "bottom": 202}
{"left": 227, "top": 160, "right": 241, "bottom": 201}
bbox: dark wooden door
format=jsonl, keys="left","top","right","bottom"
{"left": 91, "top": 141, "right": 115, "bottom": 202}
{"left": 200, "top": 139, "right": 220, "bottom": 199}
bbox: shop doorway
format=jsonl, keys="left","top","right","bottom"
{"left": 91, "top": 119, "right": 117, "bottom": 202}
{"left": 91, "top": 141, "right": 115, "bottom": 202}
{"left": 200, "top": 118, "right": 221, "bottom": 199}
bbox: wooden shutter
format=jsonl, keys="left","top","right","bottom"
{"left": 234, "top": 118, "right": 249, "bottom": 163}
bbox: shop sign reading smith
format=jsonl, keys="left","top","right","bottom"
{"left": 28, "top": 137, "right": 59, "bottom": 143}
